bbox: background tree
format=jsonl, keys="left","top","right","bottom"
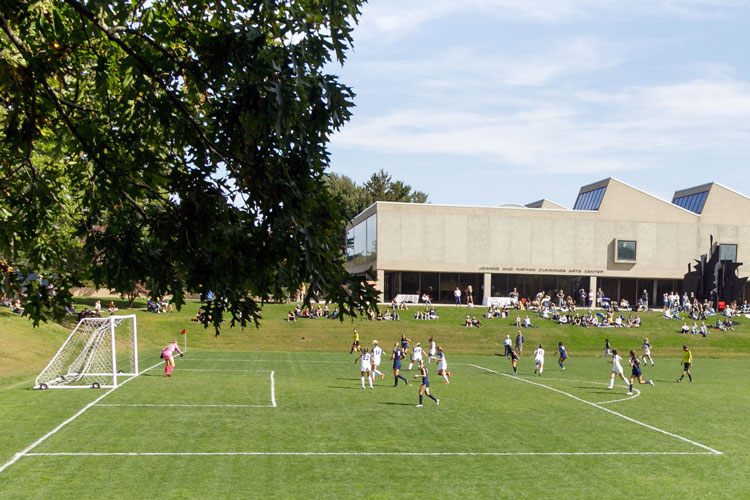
{"left": 326, "top": 169, "right": 429, "bottom": 220}
{"left": 0, "top": 0, "right": 378, "bottom": 330}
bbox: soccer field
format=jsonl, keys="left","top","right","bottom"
{"left": 1, "top": 348, "right": 748, "bottom": 499}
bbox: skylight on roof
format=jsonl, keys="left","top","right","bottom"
{"left": 673, "top": 191, "right": 708, "bottom": 214}
{"left": 573, "top": 186, "right": 606, "bottom": 210}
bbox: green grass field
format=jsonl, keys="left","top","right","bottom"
{"left": 1, "top": 300, "right": 749, "bottom": 498}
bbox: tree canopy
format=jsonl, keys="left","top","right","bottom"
{"left": 326, "top": 170, "right": 428, "bottom": 220}
{"left": 0, "top": 0, "right": 378, "bottom": 330}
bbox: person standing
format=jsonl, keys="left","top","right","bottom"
{"left": 607, "top": 349, "right": 629, "bottom": 390}
{"left": 466, "top": 285, "right": 474, "bottom": 307}
{"left": 628, "top": 350, "right": 654, "bottom": 395}
{"left": 533, "top": 344, "right": 545, "bottom": 375}
{"left": 454, "top": 287, "right": 462, "bottom": 306}
{"left": 371, "top": 340, "right": 385, "bottom": 381}
{"left": 604, "top": 338, "right": 611, "bottom": 359}
{"left": 354, "top": 347, "right": 373, "bottom": 389}
{"left": 677, "top": 345, "right": 693, "bottom": 383}
{"left": 641, "top": 338, "right": 655, "bottom": 366}
{"left": 427, "top": 336, "right": 437, "bottom": 363}
{"left": 350, "top": 328, "right": 360, "bottom": 354}
{"left": 414, "top": 360, "right": 439, "bottom": 407}
{"left": 161, "top": 339, "right": 183, "bottom": 377}
{"left": 515, "top": 331, "right": 525, "bottom": 355}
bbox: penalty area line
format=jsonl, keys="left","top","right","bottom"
{"left": 23, "top": 451, "right": 720, "bottom": 457}
{"left": 0, "top": 359, "right": 168, "bottom": 475}
{"left": 469, "top": 364, "right": 722, "bottom": 456}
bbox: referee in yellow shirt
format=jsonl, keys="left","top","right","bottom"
{"left": 676, "top": 344, "right": 693, "bottom": 383}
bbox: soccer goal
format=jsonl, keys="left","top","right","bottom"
{"left": 35, "top": 315, "right": 138, "bottom": 390}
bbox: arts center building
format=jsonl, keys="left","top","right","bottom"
{"left": 345, "top": 178, "right": 750, "bottom": 306}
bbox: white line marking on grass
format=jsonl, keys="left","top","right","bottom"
{"left": 509, "top": 375, "right": 641, "bottom": 404}
{"left": 182, "top": 359, "right": 338, "bottom": 363}
{"left": 24, "top": 451, "right": 719, "bottom": 457}
{"left": 470, "top": 364, "right": 722, "bottom": 455}
{"left": 0, "top": 359, "right": 167, "bottom": 475}
{"left": 179, "top": 369, "right": 272, "bottom": 372}
{"left": 270, "top": 371, "right": 277, "bottom": 408}
{"left": 95, "top": 404, "right": 275, "bottom": 408}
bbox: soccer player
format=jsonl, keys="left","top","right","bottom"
{"left": 508, "top": 347, "right": 520, "bottom": 374}
{"left": 408, "top": 343, "right": 424, "bottom": 371}
{"left": 371, "top": 340, "right": 385, "bottom": 381}
{"left": 354, "top": 347, "right": 373, "bottom": 389}
{"left": 677, "top": 344, "right": 693, "bottom": 383}
{"left": 641, "top": 337, "right": 655, "bottom": 366}
{"left": 604, "top": 338, "right": 611, "bottom": 359}
{"left": 391, "top": 343, "right": 408, "bottom": 387}
{"left": 161, "top": 339, "right": 183, "bottom": 377}
{"left": 607, "top": 349, "right": 629, "bottom": 390}
{"left": 504, "top": 335, "right": 513, "bottom": 357}
{"left": 556, "top": 341, "right": 568, "bottom": 370}
{"left": 436, "top": 346, "right": 451, "bottom": 383}
{"left": 414, "top": 360, "right": 439, "bottom": 407}
{"left": 533, "top": 344, "right": 545, "bottom": 375}
{"left": 427, "top": 336, "right": 437, "bottom": 363}
{"left": 628, "top": 350, "right": 654, "bottom": 394}
{"left": 400, "top": 334, "right": 412, "bottom": 363}
{"left": 350, "top": 328, "right": 360, "bottom": 354}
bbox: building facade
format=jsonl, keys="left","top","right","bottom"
{"left": 345, "top": 178, "right": 750, "bottom": 306}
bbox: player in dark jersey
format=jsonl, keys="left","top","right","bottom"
{"left": 556, "top": 341, "right": 568, "bottom": 370}
{"left": 628, "top": 349, "right": 655, "bottom": 394}
{"left": 400, "top": 334, "right": 412, "bottom": 364}
{"left": 413, "top": 360, "right": 439, "bottom": 407}
{"left": 495, "top": 348, "right": 520, "bottom": 374}
{"left": 391, "top": 343, "right": 408, "bottom": 387}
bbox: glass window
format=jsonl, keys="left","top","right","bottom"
{"left": 673, "top": 191, "right": 708, "bottom": 214}
{"left": 573, "top": 187, "right": 606, "bottom": 210}
{"left": 616, "top": 240, "right": 637, "bottom": 262}
{"left": 346, "top": 228, "right": 355, "bottom": 261}
{"left": 366, "top": 214, "right": 377, "bottom": 256}
{"left": 719, "top": 244, "right": 737, "bottom": 262}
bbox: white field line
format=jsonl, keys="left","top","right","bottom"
{"left": 24, "top": 451, "right": 718, "bottom": 457}
{"left": 470, "top": 364, "right": 722, "bottom": 455}
{"left": 96, "top": 404, "right": 274, "bottom": 408}
{"left": 509, "top": 375, "right": 642, "bottom": 404}
{"left": 95, "top": 370, "right": 277, "bottom": 409}
{"left": 0, "top": 359, "right": 167, "bottom": 475}
{"left": 270, "top": 371, "right": 277, "bottom": 408}
{"left": 181, "top": 359, "right": 338, "bottom": 363}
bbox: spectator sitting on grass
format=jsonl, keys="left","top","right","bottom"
{"left": 464, "top": 315, "right": 472, "bottom": 327}
{"left": 471, "top": 316, "right": 482, "bottom": 328}
{"left": 0, "top": 295, "right": 10, "bottom": 307}
{"left": 723, "top": 318, "right": 734, "bottom": 331}
{"left": 680, "top": 322, "right": 689, "bottom": 333}
{"left": 522, "top": 315, "right": 537, "bottom": 328}
{"left": 287, "top": 310, "right": 296, "bottom": 322}
{"left": 107, "top": 301, "right": 118, "bottom": 313}
{"left": 12, "top": 299, "right": 24, "bottom": 314}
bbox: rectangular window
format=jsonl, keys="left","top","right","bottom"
{"left": 616, "top": 240, "right": 637, "bottom": 262}
{"left": 573, "top": 186, "right": 606, "bottom": 210}
{"left": 719, "top": 244, "right": 737, "bottom": 262}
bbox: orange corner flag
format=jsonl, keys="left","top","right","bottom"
{"left": 180, "top": 329, "right": 186, "bottom": 335}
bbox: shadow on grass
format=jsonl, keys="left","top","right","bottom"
{"left": 380, "top": 402, "right": 413, "bottom": 406}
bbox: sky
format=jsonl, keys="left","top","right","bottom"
{"left": 327, "top": 0, "right": 750, "bottom": 208}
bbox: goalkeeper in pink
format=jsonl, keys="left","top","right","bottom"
{"left": 161, "top": 340, "right": 183, "bottom": 377}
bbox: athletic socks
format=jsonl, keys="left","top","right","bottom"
{"left": 629, "top": 384, "right": 633, "bottom": 392}
{"left": 408, "top": 363, "right": 413, "bottom": 370}
{"left": 164, "top": 365, "right": 169, "bottom": 376}
{"left": 368, "top": 377, "right": 373, "bottom": 389}
{"left": 558, "top": 361, "right": 564, "bottom": 368}
{"left": 443, "top": 374, "right": 449, "bottom": 383}
{"left": 419, "top": 394, "right": 423, "bottom": 405}
{"left": 428, "top": 394, "right": 437, "bottom": 402}
{"left": 361, "top": 377, "right": 365, "bottom": 389}
{"left": 539, "top": 367, "right": 543, "bottom": 375}
{"left": 513, "top": 367, "right": 517, "bottom": 374}
{"left": 398, "top": 374, "right": 408, "bottom": 384}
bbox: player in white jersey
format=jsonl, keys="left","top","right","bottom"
{"left": 408, "top": 343, "right": 424, "bottom": 371}
{"left": 427, "top": 336, "right": 437, "bottom": 363}
{"left": 436, "top": 346, "right": 451, "bottom": 383}
{"left": 370, "top": 341, "right": 385, "bottom": 381}
{"left": 354, "top": 347, "right": 373, "bottom": 389}
{"left": 607, "top": 349, "right": 629, "bottom": 390}
{"left": 641, "top": 338, "right": 655, "bottom": 366}
{"left": 533, "top": 344, "right": 545, "bottom": 375}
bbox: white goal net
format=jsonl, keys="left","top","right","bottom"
{"left": 35, "top": 315, "right": 138, "bottom": 389}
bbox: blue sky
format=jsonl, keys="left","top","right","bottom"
{"left": 327, "top": 0, "right": 750, "bottom": 208}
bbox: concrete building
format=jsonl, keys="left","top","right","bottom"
{"left": 345, "top": 178, "right": 750, "bottom": 306}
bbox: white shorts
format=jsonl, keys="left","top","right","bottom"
{"left": 412, "top": 355, "right": 422, "bottom": 362}
{"left": 438, "top": 361, "right": 447, "bottom": 371}
{"left": 643, "top": 349, "right": 651, "bottom": 356}
{"left": 360, "top": 364, "right": 371, "bottom": 372}
{"left": 535, "top": 357, "right": 544, "bottom": 364}
{"left": 611, "top": 365, "right": 623, "bottom": 375}
{"left": 429, "top": 349, "right": 436, "bottom": 356}
{"left": 372, "top": 356, "right": 382, "bottom": 366}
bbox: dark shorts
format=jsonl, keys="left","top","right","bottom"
{"left": 560, "top": 353, "right": 567, "bottom": 360}
{"left": 422, "top": 378, "right": 430, "bottom": 388}
{"left": 393, "top": 362, "right": 401, "bottom": 370}
{"left": 632, "top": 368, "right": 642, "bottom": 378}
{"left": 684, "top": 362, "right": 691, "bottom": 370}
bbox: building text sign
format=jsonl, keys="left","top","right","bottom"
{"left": 478, "top": 266, "right": 604, "bottom": 275}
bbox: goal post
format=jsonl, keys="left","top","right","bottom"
{"left": 35, "top": 315, "right": 138, "bottom": 390}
